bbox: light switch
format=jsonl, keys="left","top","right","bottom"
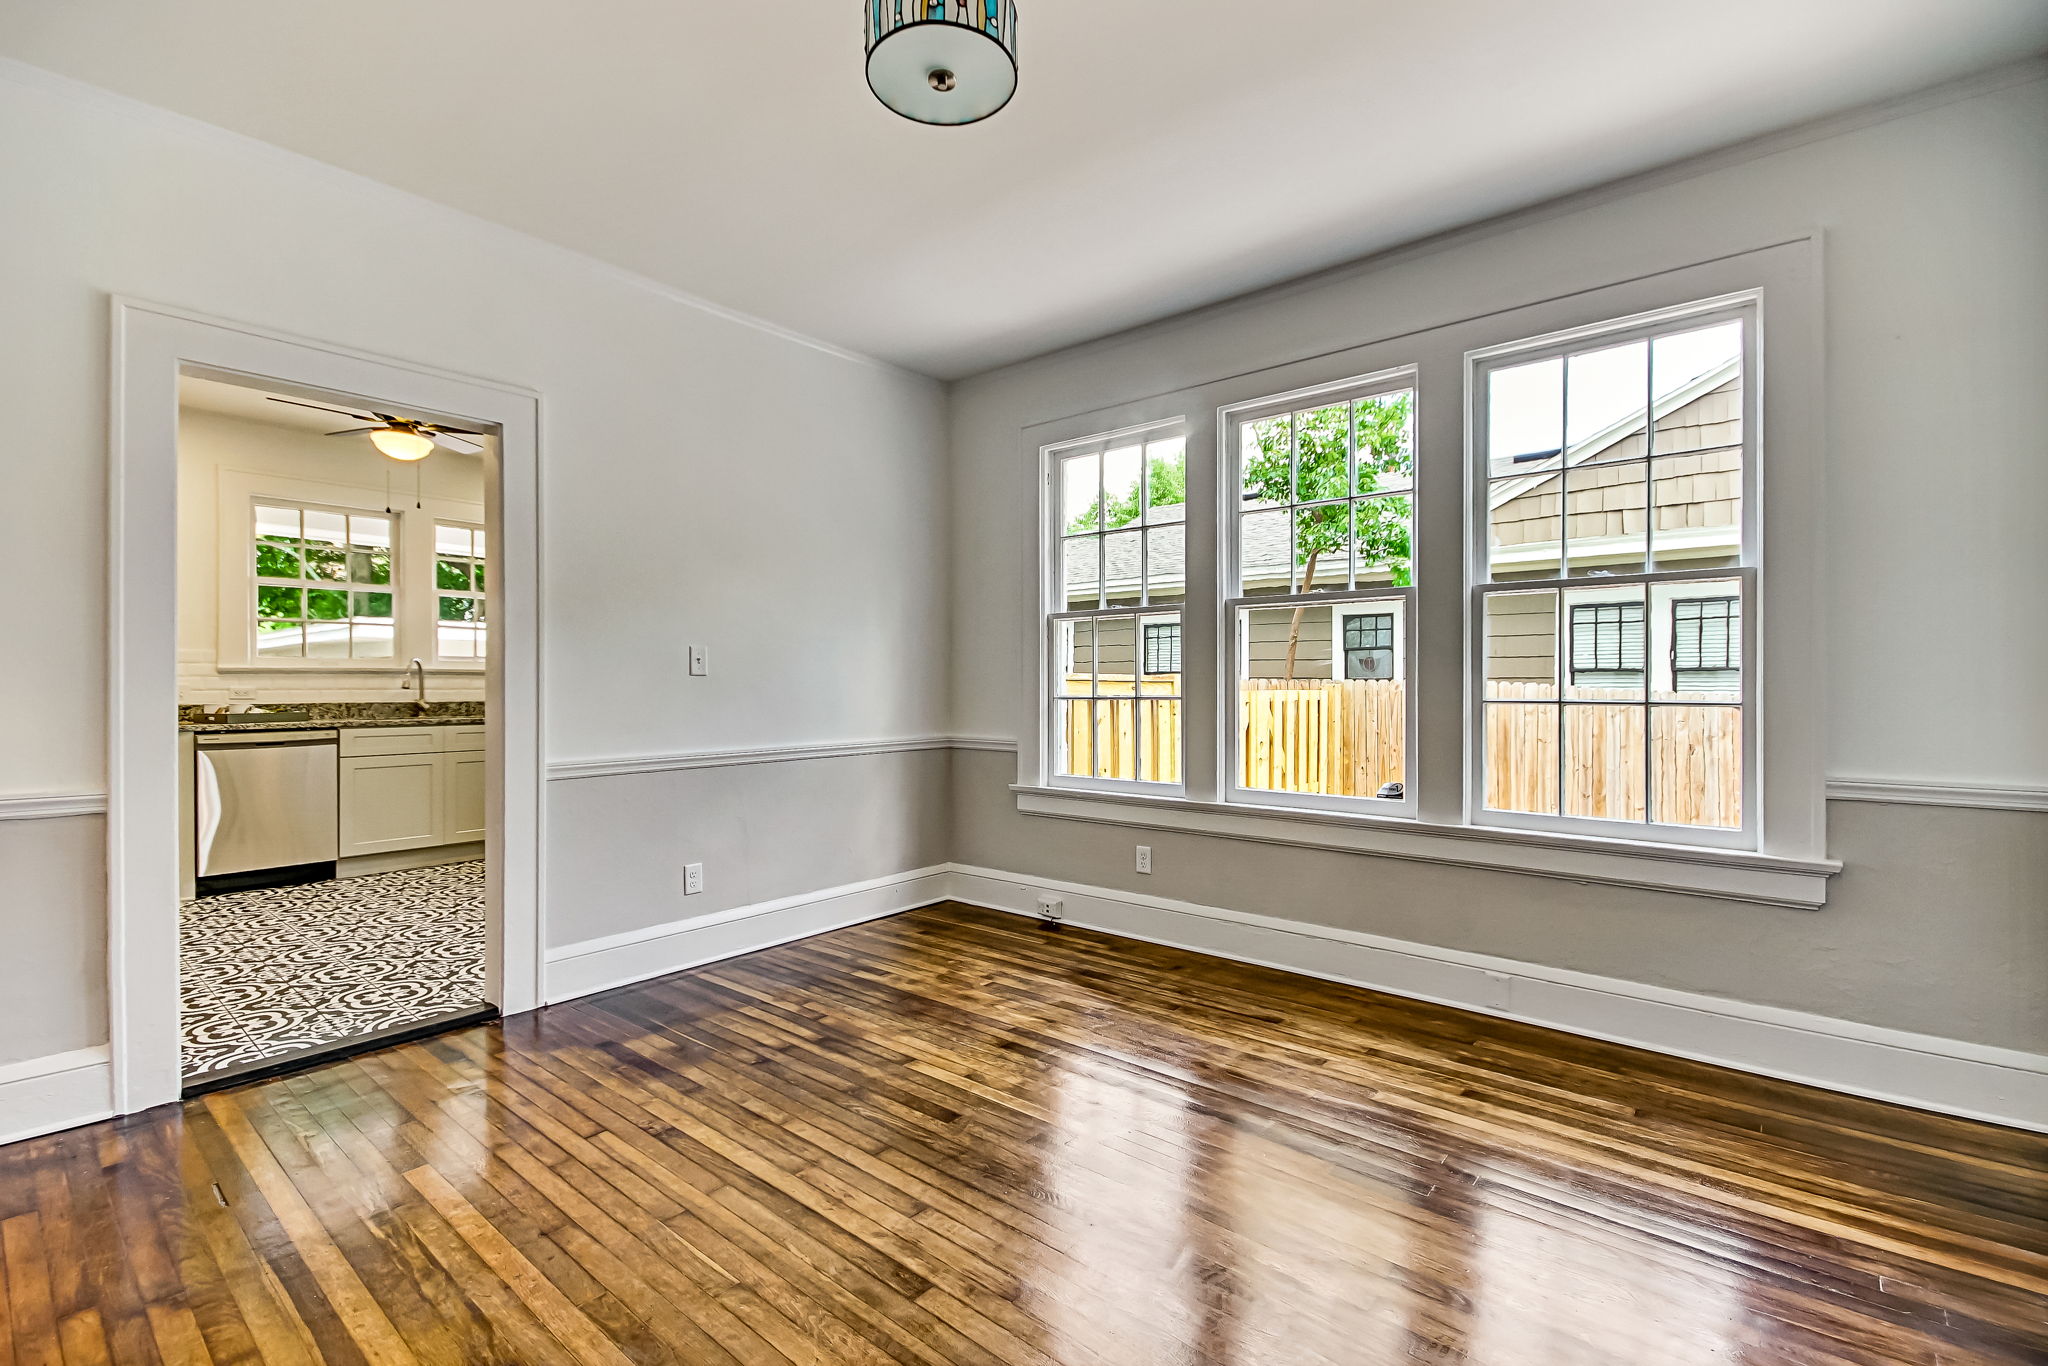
{"left": 688, "top": 645, "right": 707, "bottom": 676}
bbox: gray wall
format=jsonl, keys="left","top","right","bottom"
{"left": 951, "top": 750, "right": 2048, "bottom": 1052}
{"left": 545, "top": 750, "right": 951, "bottom": 949}
{"left": 944, "top": 72, "right": 2048, "bottom": 1056}
{"left": 0, "top": 817, "right": 106, "bottom": 1067}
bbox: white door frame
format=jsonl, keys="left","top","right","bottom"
{"left": 108, "top": 297, "right": 545, "bottom": 1114}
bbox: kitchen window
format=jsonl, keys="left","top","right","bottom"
{"left": 252, "top": 504, "right": 396, "bottom": 660}
{"left": 434, "top": 521, "right": 488, "bottom": 661}
{"left": 225, "top": 483, "right": 487, "bottom": 673}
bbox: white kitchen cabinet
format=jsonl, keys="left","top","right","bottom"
{"left": 337, "top": 726, "right": 488, "bottom": 858}
{"left": 339, "top": 751, "right": 446, "bottom": 856}
{"left": 444, "top": 750, "right": 487, "bottom": 843}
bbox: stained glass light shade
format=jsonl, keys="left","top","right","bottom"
{"left": 865, "top": 0, "right": 1018, "bottom": 126}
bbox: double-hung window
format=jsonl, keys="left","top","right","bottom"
{"left": 1472, "top": 298, "right": 1756, "bottom": 845}
{"left": 1221, "top": 370, "right": 1417, "bottom": 813}
{"left": 1048, "top": 424, "right": 1188, "bottom": 789}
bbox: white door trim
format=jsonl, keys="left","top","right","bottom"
{"left": 108, "top": 297, "right": 546, "bottom": 1114}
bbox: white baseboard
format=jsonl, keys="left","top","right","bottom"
{"left": 0, "top": 1047, "right": 114, "bottom": 1146}
{"left": 544, "top": 865, "right": 953, "bottom": 1001}
{"left": 943, "top": 866, "right": 2048, "bottom": 1134}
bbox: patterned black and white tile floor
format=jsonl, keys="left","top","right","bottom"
{"left": 180, "top": 860, "right": 487, "bottom": 1081}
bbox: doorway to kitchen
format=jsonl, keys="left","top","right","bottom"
{"left": 109, "top": 301, "right": 543, "bottom": 1115}
{"left": 175, "top": 373, "right": 496, "bottom": 1090}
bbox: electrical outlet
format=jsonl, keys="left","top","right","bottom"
{"left": 1035, "top": 894, "right": 1064, "bottom": 922}
{"left": 1135, "top": 845, "right": 1152, "bottom": 874}
{"left": 688, "top": 645, "right": 707, "bottom": 676}
{"left": 684, "top": 862, "right": 704, "bottom": 895}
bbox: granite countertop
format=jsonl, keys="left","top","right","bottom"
{"left": 178, "top": 702, "right": 485, "bottom": 734}
{"left": 181, "top": 716, "right": 486, "bottom": 733}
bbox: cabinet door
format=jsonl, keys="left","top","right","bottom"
{"left": 444, "top": 750, "right": 487, "bottom": 844}
{"left": 339, "top": 753, "right": 445, "bottom": 856}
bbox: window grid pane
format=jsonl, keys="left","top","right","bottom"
{"left": 1238, "top": 388, "right": 1416, "bottom": 597}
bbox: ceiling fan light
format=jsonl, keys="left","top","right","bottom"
{"left": 370, "top": 427, "right": 436, "bottom": 461}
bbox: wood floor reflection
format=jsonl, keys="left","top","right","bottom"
{"left": 4, "top": 901, "right": 2044, "bottom": 1364}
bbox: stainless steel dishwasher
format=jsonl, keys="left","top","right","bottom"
{"left": 194, "top": 730, "right": 339, "bottom": 894}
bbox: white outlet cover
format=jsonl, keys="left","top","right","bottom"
{"left": 1135, "top": 845, "right": 1152, "bottom": 874}
{"left": 684, "top": 862, "right": 704, "bottom": 895}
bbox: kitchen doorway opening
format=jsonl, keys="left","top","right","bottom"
{"left": 110, "top": 301, "right": 543, "bottom": 1114}
{"left": 175, "top": 373, "right": 497, "bottom": 1091}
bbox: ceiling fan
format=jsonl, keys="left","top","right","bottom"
{"left": 265, "top": 396, "right": 485, "bottom": 461}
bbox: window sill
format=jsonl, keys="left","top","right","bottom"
{"left": 1011, "top": 785, "right": 1839, "bottom": 909}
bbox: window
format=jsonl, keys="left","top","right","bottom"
{"left": 1223, "top": 372, "right": 1416, "bottom": 811}
{"left": 1142, "top": 620, "right": 1181, "bottom": 677}
{"left": 1475, "top": 300, "right": 1753, "bottom": 842}
{"left": 252, "top": 505, "right": 395, "bottom": 659}
{"left": 434, "top": 522, "right": 488, "bottom": 661}
{"left": 1569, "top": 601, "right": 1645, "bottom": 686}
{"left": 1049, "top": 425, "right": 1187, "bottom": 787}
{"left": 1672, "top": 596, "right": 1739, "bottom": 689}
{"left": 1340, "top": 611, "right": 1396, "bottom": 681}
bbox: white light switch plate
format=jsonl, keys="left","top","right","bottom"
{"left": 688, "top": 645, "right": 707, "bottom": 676}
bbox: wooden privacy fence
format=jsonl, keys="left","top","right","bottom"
{"left": 1062, "top": 675, "right": 1738, "bottom": 827}
{"left": 1484, "top": 681, "right": 1741, "bottom": 828}
{"left": 1238, "top": 678, "right": 1404, "bottom": 797}
{"left": 1062, "top": 678, "right": 1182, "bottom": 784}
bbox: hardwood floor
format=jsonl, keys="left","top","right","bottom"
{"left": 4, "top": 901, "right": 2044, "bottom": 1365}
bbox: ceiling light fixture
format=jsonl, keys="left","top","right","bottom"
{"left": 865, "top": 1, "right": 1017, "bottom": 126}
{"left": 368, "top": 427, "right": 437, "bottom": 462}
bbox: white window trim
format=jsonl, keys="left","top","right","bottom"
{"left": 1040, "top": 417, "right": 1190, "bottom": 797}
{"left": 214, "top": 467, "right": 485, "bottom": 673}
{"left": 1464, "top": 292, "right": 1760, "bottom": 851}
{"left": 1017, "top": 241, "right": 1832, "bottom": 907}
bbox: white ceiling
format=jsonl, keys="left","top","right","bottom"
{"left": 6, "top": 2, "right": 2045, "bottom": 378}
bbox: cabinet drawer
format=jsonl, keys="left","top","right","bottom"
{"left": 443, "top": 725, "right": 487, "bottom": 753}
{"left": 340, "top": 728, "right": 444, "bottom": 757}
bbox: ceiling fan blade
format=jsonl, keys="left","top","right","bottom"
{"left": 421, "top": 421, "right": 484, "bottom": 436}
{"left": 268, "top": 396, "right": 373, "bottom": 420}
{"left": 325, "top": 426, "right": 385, "bottom": 437}
{"left": 431, "top": 432, "right": 484, "bottom": 453}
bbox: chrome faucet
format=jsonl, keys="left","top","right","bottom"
{"left": 404, "top": 658, "right": 428, "bottom": 713}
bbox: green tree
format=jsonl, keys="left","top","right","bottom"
{"left": 1244, "top": 394, "right": 1413, "bottom": 676}
{"left": 1067, "top": 451, "right": 1187, "bottom": 534}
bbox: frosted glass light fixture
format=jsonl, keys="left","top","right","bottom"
{"left": 865, "top": 1, "right": 1018, "bottom": 126}
{"left": 369, "top": 427, "right": 436, "bottom": 462}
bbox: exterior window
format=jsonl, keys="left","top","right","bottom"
{"left": 1143, "top": 620, "right": 1181, "bottom": 677}
{"left": 1224, "top": 373, "right": 1416, "bottom": 811}
{"left": 1340, "top": 612, "right": 1395, "bottom": 681}
{"left": 252, "top": 505, "right": 394, "bottom": 659}
{"left": 1049, "top": 426, "right": 1187, "bottom": 787}
{"left": 1476, "top": 302, "right": 1752, "bottom": 840}
{"left": 434, "top": 522, "right": 487, "bottom": 661}
{"left": 1568, "top": 601, "right": 1645, "bottom": 686}
{"left": 1673, "top": 596, "right": 1740, "bottom": 689}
